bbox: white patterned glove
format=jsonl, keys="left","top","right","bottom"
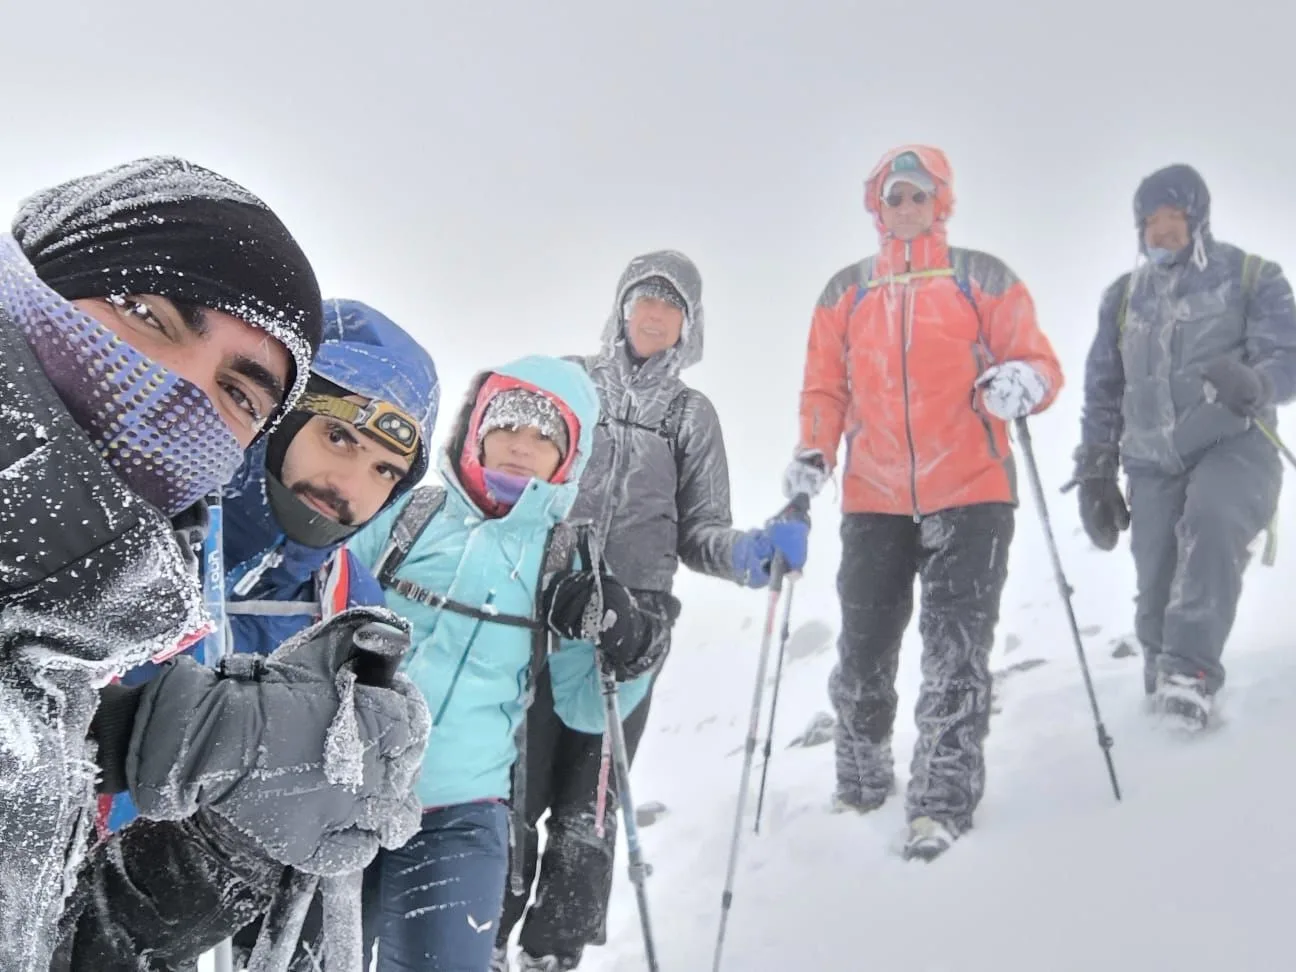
{"left": 976, "top": 361, "right": 1049, "bottom": 420}
{"left": 782, "top": 449, "right": 829, "bottom": 500}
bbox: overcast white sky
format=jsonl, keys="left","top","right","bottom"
{"left": 5, "top": 0, "right": 1294, "bottom": 530}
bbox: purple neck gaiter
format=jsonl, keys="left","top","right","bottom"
{"left": 0, "top": 234, "right": 243, "bottom": 516}
{"left": 482, "top": 468, "right": 532, "bottom": 508}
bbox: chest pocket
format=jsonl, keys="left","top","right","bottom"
{"left": 1119, "top": 254, "right": 1263, "bottom": 375}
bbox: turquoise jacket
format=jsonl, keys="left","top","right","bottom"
{"left": 347, "top": 355, "right": 650, "bottom": 808}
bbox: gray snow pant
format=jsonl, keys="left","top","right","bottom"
{"left": 1128, "top": 427, "right": 1281, "bottom": 695}
{"left": 830, "top": 504, "right": 1013, "bottom": 835}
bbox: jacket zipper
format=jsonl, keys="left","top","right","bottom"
{"left": 899, "top": 243, "right": 921, "bottom": 521}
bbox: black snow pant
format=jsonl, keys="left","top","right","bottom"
{"left": 495, "top": 667, "right": 654, "bottom": 965}
{"left": 51, "top": 811, "right": 321, "bottom": 972}
{"left": 829, "top": 503, "right": 1014, "bottom": 836}
{"left": 1128, "top": 428, "right": 1281, "bottom": 695}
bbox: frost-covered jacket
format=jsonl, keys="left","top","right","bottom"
{"left": 567, "top": 249, "right": 745, "bottom": 594}
{"left": 1081, "top": 166, "right": 1296, "bottom": 474}
{"left": 0, "top": 268, "right": 205, "bottom": 971}
{"left": 348, "top": 355, "right": 642, "bottom": 808}
{"left": 798, "top": 145, "right": 1063, "bottom": 516}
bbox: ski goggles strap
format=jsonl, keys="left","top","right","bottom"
{"left": 297, "top": 393, "right": 421, "bottom": 458}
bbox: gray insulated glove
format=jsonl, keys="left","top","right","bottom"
{"left": 125, "top": 606, "right": 430, "bottom": 877}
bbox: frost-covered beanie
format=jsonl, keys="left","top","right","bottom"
{"left": 476, "top": 387, "right": 571, "bottom": 460}
{"left": 621, "top": 276, "right": 687, "bottom": 322}
{"left": 11, "top": 155, "right": 323, "bottom": 414}
{"left": 1, "top": 157, "right": 322, "bottom": 516}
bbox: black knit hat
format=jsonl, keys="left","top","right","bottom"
{"left": 11, "top": 156, "right": 323, "bottom": 418}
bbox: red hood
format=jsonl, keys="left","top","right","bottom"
{"left": 864, "top": 144, "right": 956, "bottom": 274}
{"left": 458, "top": 372, "right": 582, "bottom": 518}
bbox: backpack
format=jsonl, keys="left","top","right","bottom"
{"left": 369, "top": 483, "right": 584, "bottom": 893}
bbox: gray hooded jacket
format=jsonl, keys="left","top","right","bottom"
{"left": 568, "top": 250, "right": 743, "bottom": 593}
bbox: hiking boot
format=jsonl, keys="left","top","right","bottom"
{"left": 902, "top": 816, "right": 956, "bottom": 862}
{"left": 831, "top": 777, "right": 896, "bottom": 814}
{"left": 1155, "top": 671, "right": 1212, "bottom": 731}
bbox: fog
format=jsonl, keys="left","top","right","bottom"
{"left": 6, "top": 0, "right": 1294, "bottom": 621}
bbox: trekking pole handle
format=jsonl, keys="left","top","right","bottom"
{"left": 350, "top": 620, "right": 409, "bottom": 688}
{"left": 780, "top": 492, "right": 812, "bottom": 524}
{"left": 769, "top": 492, "right": 811, "bottom": 591}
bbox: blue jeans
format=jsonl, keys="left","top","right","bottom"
{"left": 363, "top": 801, "right": 510, "bottom": 972}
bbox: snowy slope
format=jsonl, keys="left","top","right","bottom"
{"left": 190, "top": 419, "right": 1296, "bottom": 972}
{"left": 575, "top": 455, "right": 1296, "bottom": 972}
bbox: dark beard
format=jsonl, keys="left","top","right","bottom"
{"left": 292, "top": 481, "right": 354, "bottom": 525}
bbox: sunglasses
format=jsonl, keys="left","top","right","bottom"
{"left": 884, "top": 189, "right": 931, "bottom": 208}
{"left": 298, "top": 392, "right": 421, "bottom": 458}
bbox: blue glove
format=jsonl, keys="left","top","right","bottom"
{"left": 732, "top": 519, "right": 810, "bottom": 588}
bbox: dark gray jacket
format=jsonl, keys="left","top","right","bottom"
{"left": 1080, "top": 168, "right": 1296, "bottom": 474}
{"left": 568, "top": 250, "right": 744, "bottom": 593}
{"left": 0, "top": 304, "right": 206, "bottom": 972}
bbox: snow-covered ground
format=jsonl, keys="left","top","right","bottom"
{"left": 575, "top": 444, "right": 1296, "bottom": 972}
{"left": 189, "top": 426, "right": 1296, "bottom": 972}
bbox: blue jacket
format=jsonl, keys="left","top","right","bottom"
{"left": 347, "top": 355, "right": 649, "bottom": 809}
{"left": 109, "top": 299, "right": 438, "bottom": 830}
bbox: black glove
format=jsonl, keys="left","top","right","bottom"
{"left": 1066, "top": 445, "right": 1129, "bottom": 552}
{"left": 543, "top": 571, "right": 669, "bottom": 679}
{"left": 90, "top": 681, "right": 147, "bottom": 794}
{"left": 1202, "top": 356, "right": 1273, "bottom": 417}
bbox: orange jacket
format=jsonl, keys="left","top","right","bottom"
{"left": 797, "top": 145, "right": 1063, "bottom": 517}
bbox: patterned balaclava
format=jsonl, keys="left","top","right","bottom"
{"left": 6, "top": 156, "right": 322, "bottom": 516}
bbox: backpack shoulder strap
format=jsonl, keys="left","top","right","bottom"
{"left": 1117, "top": 273, "right": 1135, "bottom": 333}
{"left": 949, "top": 248, "right": 991, "bottom": 358}
{"left": 949, "top": 248, "right": 979, "bottom": 314}
{"left": 372, "top": 484, "right": 446, "bottom": 587}
{"left": 660, "top": 387, "right": 692, "bottom": 468}
{"left": 1242, "top": 252, "right": 1263, "bottom": 303}
{"left": 374, "top": 484, "right": 542, "bottom": 630}
{"left": 847, "top": 255, "right": 879, "bottom": 316}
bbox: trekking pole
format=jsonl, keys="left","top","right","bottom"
{"left": 1255, "top": 417, "right": 1296, "bottom": 470}
{"left": 752, "top": 575, "right": 797, "bottom": 836}
{"left": 202, "top": 494, "right": 236, "bottom": 972}
{"left": 1014, "top": 419, "right": 1121, "bottom": 802}
{"left": 599, "top": 665, "right": 660, "bottom": 972}
{"left": 713, "top": 495, "right": 807, "bottom": 972}
{"left": 752, "top": 496, "right": 811, "bottom": 835}
{"left": 1202, "top": 378, "right": 1296, "bottom": 469}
